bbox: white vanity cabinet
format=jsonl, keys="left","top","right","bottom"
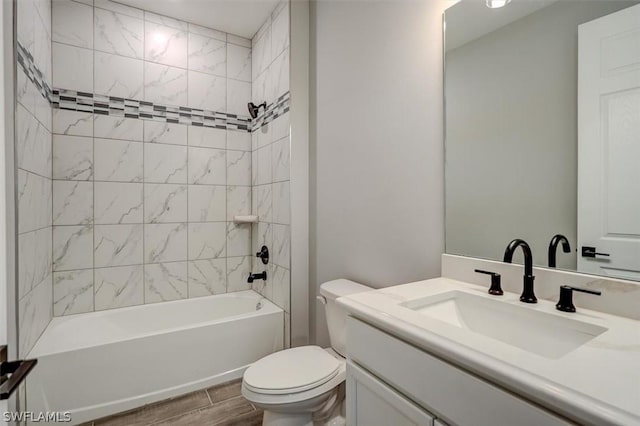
{"left": 346, "top": 317, "right": 574, "bottom": 426}
{"left": 347, "top": 362, "right": 436, "bottom": 425}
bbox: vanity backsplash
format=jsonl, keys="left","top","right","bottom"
{"left": 442, "top": 254, "right": 640, "bottom": 321}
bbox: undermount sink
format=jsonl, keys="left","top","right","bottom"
{"left": 400, "top": 291, "right": 607, "bottom": 359}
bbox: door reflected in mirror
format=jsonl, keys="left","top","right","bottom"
{"left": 444, "top": 0, "right": 640, "bottom": 281}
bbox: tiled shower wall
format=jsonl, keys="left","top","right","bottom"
{"left": 49, "top": 0, "right": 254, "bottom": 315}
{"left": 16, "top": 0, "right": 54, "bottom": 357}
{"left": 250, "top": 3, "right": 291, "bottom": 347}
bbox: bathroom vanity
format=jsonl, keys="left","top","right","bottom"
{"left": 339, "top": 275, "right": 640, "bottom": 426}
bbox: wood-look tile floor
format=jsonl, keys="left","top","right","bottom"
{"left": 81, "top": 380, "right": 263, "bottom": 426}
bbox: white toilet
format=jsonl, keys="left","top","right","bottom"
{"left": 242, "top": 279, "right": 370, "bottom": 426}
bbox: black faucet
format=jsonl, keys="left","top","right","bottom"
{"left": 548, "top": 234, "right": 571, "bottom": 268}
{"left": 503, "top": 239, "right": 537, "bottom": 303}
{"left": 247, "top": 271, "right": 267, "bottom": 283}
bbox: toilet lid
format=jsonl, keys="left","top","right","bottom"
{"left": 244, "top": 346, "right": 341, "bottom": 395}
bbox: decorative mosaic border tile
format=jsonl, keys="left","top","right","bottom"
{"left": 16, "top": 41, "right": 52, "bottom": 103}
{"left": 17, "top": 42, "right": 258, "bottom": 133}
{"left": 52, "top": 89, "right": 252, "bottom": 131}
{"left": 251, "top": 92, "right": 291, "bottom": 132}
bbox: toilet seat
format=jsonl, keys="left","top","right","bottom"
{"left": 244, "top": 346, "right": 341, "bottom": 395}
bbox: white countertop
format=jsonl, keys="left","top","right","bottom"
{"left": 337, "top": 277, "right": 640, "bottom": 426}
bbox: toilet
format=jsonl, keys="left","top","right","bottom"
{"left": 242, "top": 279, "right": 371, "bottom": 426}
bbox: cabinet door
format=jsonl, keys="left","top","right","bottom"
{"left": 347, "top": 362, "right": 434, "bottom": 426}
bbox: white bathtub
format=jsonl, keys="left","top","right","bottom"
{"left": 25, "top": 290, "right": 283, "bottom": 425}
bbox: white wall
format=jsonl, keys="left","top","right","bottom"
{"left": 309, "top": 0, "right": 448, "bottom": 344}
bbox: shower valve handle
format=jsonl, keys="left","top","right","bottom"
{"left": 256, "top": 245, "right": 269, "bottom": 265}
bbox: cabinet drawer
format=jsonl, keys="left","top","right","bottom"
{"left": 347, "top": 317, "right": 574, "bottom": 426}
{"left": 347, "top": 361, "right": 435, "bottom": 426}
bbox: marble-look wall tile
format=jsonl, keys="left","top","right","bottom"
{"left": 94, "top": 138, "right": 143, "bottom": 182}
{"left": 252, "top": 20, "right": 271, "bottom": 80}
{"left": 145, "top": 21, "right": 188, "bottom": 68}
{"left": 188, "top": 258, "right": 226, "bottom": 298}
{"left": 188, "top": 223, "right": 226, "bottom": 260}
{"left": 17, "top": 69, "right": 37, "bottom": 118}
{"left": 226, "top": 222, "right": 251, "bottom": 257}
{"left": 227, "top": 150, "right": 251, "bottom": 186}
{"left": 227, "top": 44, "right": 251, "bottom": 82}
{"left": 19, "top": 277, "right": 52, "bottom": 357}
{"left": 188, "top": 33, "right": 226, "bottom": 76}
{"left": 145, "top": 223, "right": 188, "bottom": 263}
{"left": 271, "top": 112, "right": 290, "bottom": 143}
{"left": 253, "top": 222, "right": 273, "bottom": 258}
{"left": 144, "top": 62, "right": 187, "bottom": 106}
{"left": 53, "top": 270, "right": 94, "bottom": 316}
{"left": 284, "top": 312, "right": 290, "bottom": 348}
{"left": 271, "top": 3, "right": 289, "bottom": 59}
{"left": 95, "top": 265, "right": 144, "bottom": 310}
{"left": 146, "top": 11, "right": 188, "bottom": 32}
{"left": 94, "top": 7, "right": 144, "bottom": 59}
{"left": 94, "top": 115, "right": 143, "bottom": 140}
{"left": 269, "top": 49, "right": 289, "bottom": 104}
{"left": 189, "top": 23, "right": 225, "bottom": 41}
{"left": 272, "top": 224, "right": 290, "bottom": 268}
{"left": 187, "top": 147, "right": 226, "bottom": 185}
{"left": 144, "top": 121, "right": 187, "bottom": 145}
{"left": 188, "top": 185, "right": 225, "bottom": 222}
{"left": 53, "top": 225, "right": 93, "bottom": 271}
{"left": 94, "top": 0, "right": 143, "bottom": 19}
{"left": 227, "top": 34, "right": 251, "bottom": 48}
{"left": 144, "top": 184, "right": 188, "bottom": 223}
{"left": 52, "top": 0, "right": 93, "bottom": 48}
{"left": 226, "top": 186, "right": 251, "bottom": 220}
{"left": 272, "top": 137, "right": 290, "bottom": 182}
{"left": 17, "top": 0, "right": 36, "bottom": 53}
{"left": 144, "top": 262, "right": 188, "bottom": 303}
{"left": 94, "top": 224, "right": 143, "bottom": 267}
{"left": 53, "top": 135, "right": 93, "bottom": 180}
{"left": 53, "top": 181, "right": 94, "bottom": 225}
{"left": 254, "top": 184, "right": 272, "bottom": 223}
{"left": 94, "top": 182, "right": 143, "bottom": 224}
{"left": 227, "top": 256, "right": 251, "bottom": 292}
{"left": 53, "top": 42, "right": 93, "bottom": 92}
{"left": 144, "top": 143, "right": 187, "bottom": 183}
{"left": 17, "top": 104, "right": 51, "bottom": 177}
{"left": 53, "top": 110, "right": 93, "bottom": 136}
{"left": 257, "top": 145, "right": 272, "bottom": 185}
{"left": 188, "top": 126, "right": 226, "bottom": 149}
{"left": 271, "top": 265, "right": 290, "bottom": 312}
{"left": 34, "top": 11, "right": 52, "bottom": 88}
{"left": 272, "top": 181, "right": 290, "bottom": 225}
{"left": 188, "top": 71, "right": 226, "bottom": 111}
{"left": 94, "top": 51, "right": 144, "bottom": 98}
{"left": 227, "top": 80, "right": 251, "bottom": 116}
{"left": 227, "top": 130, "right": 251, "bottom": 152}
{"left": 18, "top": 170, "right": 52, "bottom": 233}
{"left": 18, "top": 228, "right": 52, "bottom": 299}
{"left": 251, "top": 150, "right": 258, "bottom": 186}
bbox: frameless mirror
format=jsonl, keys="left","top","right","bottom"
{"left": 444, "top": 0, "right": 640, "bottom": 281}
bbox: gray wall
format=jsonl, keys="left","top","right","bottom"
{"left": 445, "top": 1, "right": 637, "bottom": 271}
{"left": 309, "top": 0, "right": 448, "bottom": 345}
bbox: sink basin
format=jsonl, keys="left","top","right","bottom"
{"left": 400, "top": 291, "right": 607, "bottom": 359}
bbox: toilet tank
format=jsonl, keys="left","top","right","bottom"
{"left": 319, "top": 279, "right": 371, "bottom": 357}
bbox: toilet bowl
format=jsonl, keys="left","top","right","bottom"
{"left": 242, "top": 279, "right": 371, "bottom": 426}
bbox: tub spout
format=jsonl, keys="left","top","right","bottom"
{"left": 247, "top": 271, "right": 267, "bottom": 283}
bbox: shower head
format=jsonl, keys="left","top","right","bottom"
{"left": 248, "top": 102, "right": 267, "bottom": 119}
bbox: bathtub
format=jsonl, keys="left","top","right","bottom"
{"left": 25, "top": 290, "right": 283, "bottom": 425}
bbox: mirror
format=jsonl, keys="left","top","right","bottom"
{"left": 444, "top": 0, "right": 640, "bottom": 281}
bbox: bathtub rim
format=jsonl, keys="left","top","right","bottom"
{"left": 28, "top": 290, "right": 281, "bottom": 358}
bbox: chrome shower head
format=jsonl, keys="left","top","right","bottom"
{"left": 248, "top": 102, "right": 266, "bottom": 119}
